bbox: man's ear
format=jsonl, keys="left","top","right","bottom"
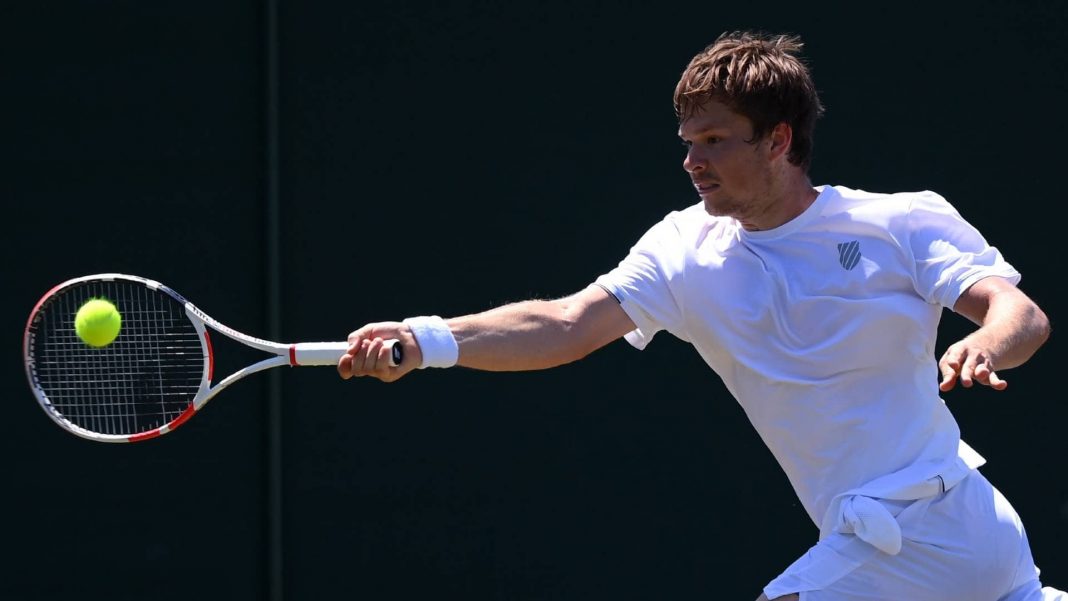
{"left": 768, "top": 122, "right": 793, "bottom": 160}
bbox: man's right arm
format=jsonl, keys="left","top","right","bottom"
{"left": 338, "top": 284, "right": 636, "bottom": 382}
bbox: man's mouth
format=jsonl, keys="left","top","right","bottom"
{"left": 694, "top": 181, "right": 720, "bottom": 194}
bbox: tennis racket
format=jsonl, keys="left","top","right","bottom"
{"left": 23, "top": 273, "right": 401, "bottom": 443}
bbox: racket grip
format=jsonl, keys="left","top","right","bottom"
{"left": 290, "top": 340, "right": 402, "bottom": 367}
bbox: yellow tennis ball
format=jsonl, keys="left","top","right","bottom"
{"left": 75, "top": 298, "right": 122, "bottom": 347}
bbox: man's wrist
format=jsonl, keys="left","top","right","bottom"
{"left": 402, "top": 316, "right": 458, "bottom": 369}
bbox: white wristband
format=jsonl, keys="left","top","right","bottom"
{"left": 403, "top": 315, "right": 458, "bottom": 369}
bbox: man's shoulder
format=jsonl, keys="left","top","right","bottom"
{"left": 824, "top": 185, "right": 951, "bottom": 218}
{"left": 829, "top": 185, "right": 948, "bottom": 203}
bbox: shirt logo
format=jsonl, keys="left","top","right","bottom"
{"left": 837, "top": 240, "right": 861, "bottom": 270}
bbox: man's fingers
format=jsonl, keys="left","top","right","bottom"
{"left": 987, "top": 370, "right": 1008, "bottom": 390}
{"left": 938, "top": 344, "right": 1008, "bottom": 392}
{"left": 958, "top": 354, "right": 976, "bottom": 388}
{"left": 938, "top": 352, "right": 961, "bottom": 391}
{"left": 337, "top": 352, "right": 356, "bottom": 380}
{"left": 973, "top": 362, "right": 1009, "bottom": 391}
{"left": 338, "top": 338, "right": 372, "bottom": 379}
{"left": 340, "top": 322, "right": 410, "bottom": 383}
{"left": 938, "top": 372, "right": 957, "bottom": 392}
{"left": 348, "top": 325, "right": 373, "bottom": 345}
{"left": 337, "top": 339, "right": 398, "bottom": 381}
{"left": 349, "top": 322, "right": 392, "bottom": 345}
{"left": 358, "top": 338, "right": 380, "bottom": 372}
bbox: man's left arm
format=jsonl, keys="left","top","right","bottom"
{"left": 939, "top": 276, "right": 1051, "bottom": 391}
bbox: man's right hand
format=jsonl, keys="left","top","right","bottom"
{"left": 337, "top": 321, "right": 423, "bottom": 383}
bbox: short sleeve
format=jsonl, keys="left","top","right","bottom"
{"left": 594, "top": 217, "right": 686, "bottom": 349}
{"left": 907, "top": 191, "right": 1021, "bottom": 309}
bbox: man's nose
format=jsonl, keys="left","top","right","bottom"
{"left": 683, "top": 147, "right": 704, "bottom": 174}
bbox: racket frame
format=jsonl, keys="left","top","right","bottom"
{"left": 24, "top": 273, "right": 386, "bottom": 443}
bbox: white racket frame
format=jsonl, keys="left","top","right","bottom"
{"left": 24, "top": 273, "right": 398, "bottom": 443}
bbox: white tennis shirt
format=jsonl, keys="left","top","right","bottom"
{"left": 595, "top": 185, "right": 1021, "bottom": 532}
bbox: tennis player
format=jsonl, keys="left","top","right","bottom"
{"left": 339, "top": 31, "right": 1062, "bottom": 601}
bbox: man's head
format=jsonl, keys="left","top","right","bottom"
{"left": 674, "top": 31, "right": 824, "bottom": 172}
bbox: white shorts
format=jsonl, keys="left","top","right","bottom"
{"left": 767, "top": 470, "right": 1065, "bottom": 601}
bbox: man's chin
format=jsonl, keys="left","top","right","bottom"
{"left": 702, "top": 199, "right": 736, "bottom": 218}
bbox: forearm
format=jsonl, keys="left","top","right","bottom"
{"left": 940, "top": 277, "right": 1050, "bottom": 391}
{"left": 965, "top": 291, "right": 1050, "bottom": 370}
{"left": 448, "top": 298, "right": 596, "bottom": 371}
{"left": 339, "top": 285, "right": 633, "bottom": 381}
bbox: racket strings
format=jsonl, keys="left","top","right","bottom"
{"left": 29, "top": 280, "right": 204, "bottom": 436}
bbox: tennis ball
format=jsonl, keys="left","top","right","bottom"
{"left": 75, "top": 298, "right": 122, "bottom": 347}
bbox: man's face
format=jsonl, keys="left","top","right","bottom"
{"left": 678, "top": 99, "right": 777, "bottom": 224}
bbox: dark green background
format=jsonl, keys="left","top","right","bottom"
{"left": 5, "top": 2, "right": 1065, "bottom": 599}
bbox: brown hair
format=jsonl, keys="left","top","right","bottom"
{"left": 674, "top": 31, "right": 825, "bottom": 171}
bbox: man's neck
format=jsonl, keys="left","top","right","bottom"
{"left": 739, "top": 177, "right": 818, "bottom": 232}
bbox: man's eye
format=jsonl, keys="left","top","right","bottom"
{"left": 680, "top": 137, "right": 719, "bottom": 147}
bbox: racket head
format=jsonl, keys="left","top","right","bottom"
{"left": 24, "top": 274, "right": 211, "bottom": 442}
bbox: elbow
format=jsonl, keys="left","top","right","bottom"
{"left": 1022, "top": 294, "right": 1052, "bottom": 345}
{"left": 1035, "top": 306, "right": 1052, "bottom": 347}
{"left": 1014, "top": 303, "right": 1052, "bottom": 367}
{"left": 555, "top": 316, "right": 595, "bottom": 366}
{"left": 554, "top": 300, "right": 603, "bottom": 365}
